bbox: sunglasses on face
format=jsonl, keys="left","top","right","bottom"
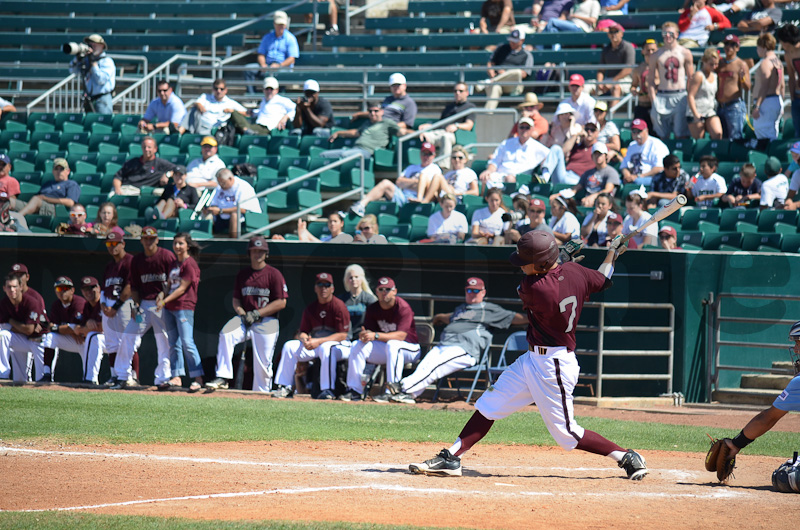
{"left": 376, "top": 287, "right": 393, "bottom": 293}
{"left": 465, "top": 288, "right": 483, "bottom": 294}
{"left": 316, "top": 282, "right": 332, "bottom": 288}
{"left": 518, "top": 125, "right": 531, "bottom": 130}
{"left": 55, "top": 286, "right": 72, "bottom": 292}
{"left": 105, "top": 241, "right": 120, "bottom": 248}
{"left": 357, "top": 225, "right": 372, "bottom": 231}
{"left": 451, "top": 155, "right": 465, "bottom": 160}
{"left": 264, "top": 87, "right": 275, "bottom": 91}
{"left": 70, "top": 212, "right": 86, "bottom": 218}
{"left": 584, "top": 126, "right": 598, "bottom": 132}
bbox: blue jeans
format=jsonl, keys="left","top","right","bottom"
{"left": 543, "top": 19, "right": 582, "bottom": 32}
{"left": 91, "top": 93, "right": 113, "bottom": 115}
{"left": 320, "top": 147, "right": 373, "bottom": 160}
{"left": 718, "top": 99, "right": 745, "bottom": 140}
{"left": 541, "top": 146, "right": 581, "bottom": 185}
{"left": 165, "top": 309, "right": 204, "bottom": 378}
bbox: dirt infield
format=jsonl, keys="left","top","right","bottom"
{"left": 2, "top": 434, "right": 797, "bottom": 529}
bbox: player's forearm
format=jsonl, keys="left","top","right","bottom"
{"left": 260, "top": 298, "right": 287, "bottom": 318}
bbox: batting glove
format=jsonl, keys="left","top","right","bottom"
{"left": 609, "top": 235, "right": 628, "bottom": 258}
{"left": 244, "top": 309, "right": 261, "bottom": 325}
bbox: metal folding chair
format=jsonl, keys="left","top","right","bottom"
{"left": 465, "top": 330, "right": 529, "bottom": 404}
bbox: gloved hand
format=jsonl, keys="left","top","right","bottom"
{"left": 559, "top": 239, "right": 585, "bottom": 264}
{"left": 244, "top": 309, "right": 261, "bottom": 326}
{"left": 609, "top": 235, "right": 628, "bottom": 258}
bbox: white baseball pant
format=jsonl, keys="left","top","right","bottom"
{"left": 274, "top": 339, "right": 350, "bottom": 391}
{"left": 82, "top": 331, "right": 106, "bottom": 384}
{"left": 42, "top": 331, "right": 83, "bottom": 379}
{"left": 475, "top": 346, "right": 584, "bottom": 450}
{"left": 346, "top": 339, "right": 421, "bottom": 393}
{"left": 400, "top": 344, "right": 477, "bottom": 398}
{"left": 217, "top": 317, "right": 279, "bottom": 392}
{"left": 114, "top": 300, "right": 172, "bottom": 384}
{"left": 0, "top": 327, "right": 45, "bottom": 382}
{"left": 102, "top": 300, "right": 140, "bottom": 379}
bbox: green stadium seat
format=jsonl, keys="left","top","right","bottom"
{"left": 768, "top": 139, "right": 793, "bottom": 164}
{"left": 702, "top": 231, "right": 742, "bottom": 250}
{"left": 726, "top": 142, "right": 750, "bottom": 163}
{"left": 35, "top": 151, "right": 67, "bottom": 172}
{"left": 31, "top": 121, "right": 56, "bottom": 133}
{"left": 735, "top": 221, "right": 758, "bottom": 233}
{"left": 664, "top": 138, "right": 695, "bottom": 161}
{"left": 178, "top": 134, "right": 205, "bottom": 153}
{"left": 758, "top": 210, "right": 798, "bottom": 232}
{"left": 179, "top": 219, "right": 212, "bottom": 235}
{"left": 307, "top": 221, "right": 330, "bottom": 239}
{"left": 110, "top": 195, "right": 139, "bottom": 210}
{"left": 676, "top": 230, "right": 704, "bottom": 247}
{"left": 747, "top": 150, "right": 768, "bottom": 168}
{"left": 244, "top": 211, "right": 270, "bottom": 236}
{"left": 741, "top": 232, "right": 782, "bottom": 251}
{"left": 346, "top": 168, "right": 375, "bottom": 191}
{"left": 408, "top": 214, "right": 429, "bottom": 241}
{"left": 715, "top": 162, "right": 742, "bottom": 183}
{"left": 15, "top": 171, "right": 44, "bottom": 186}
{"left": 365, "top": 201, "right": 398, "bottom": 217}
{"left": 377, "top": 213, "right": 399, "bottom": 230}
{"left": 77, "top": 193, "right": 107, "bottom": 208}
{"left": 781, "top": 233, "right": 800, "bottom": 253}
{"left": 27, "top": 112, "right": 56, "bottom": 130}
{"left": 681, "top": 207, "right": 720, "bottom": 230}
{"left": 238, "top": 135, "right": 271, "bottom": 155}
{"left": 399, "top": 202, "right": 434, "bottom": 223}
{"left": 719, "top": 208, "right": 758, "bottom": 231}
{"left": 112, "top": 114, "right": 140, "bottom": 132}
{"left": 782, "top": 118, "right": 795, "bottom": 139}
{"left": 0, "top": 129, "right": 29, "bottom": 149}
{"left": 72, "top": 161, "right": 98, "bottom": 175}
{"left": 268, "top": 135, "right": 300, "bottom": 155}
{"left": 373, "top": 148, "right": 396, "bottom": 172}
{"left": 693, "top": 139, "right": 729, "bottom": 161}
{"left": 59, "top": 132, "right": 90, "bottom": 150}
{"left": 385, "top": 224, "right": 411, "bottom": 242}
{"left": 150, "top": 219, "right": 179, "bottom": 233}
{"left": 25, "top": 214, "right": 54, "bottom": 233}
{"left": 774, "top": 222, "right": 797, "bottom": 235}
{"left": 55, "top": 113, "right": 83, "bottom": 131}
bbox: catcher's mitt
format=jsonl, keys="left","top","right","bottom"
{"left": 705, "top": 435, "right": 736, "bottom": 482}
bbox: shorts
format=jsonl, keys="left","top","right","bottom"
{"left": 773, "top": 374, "right": 800, "bottom": 412}
{"left": 391, "top": 187, "right": 416, "bottom": 207}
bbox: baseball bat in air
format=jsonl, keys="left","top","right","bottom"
{"left": 619, "top": 194, "right": 687, "bottom": 245}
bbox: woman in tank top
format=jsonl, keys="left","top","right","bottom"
{"left": 687, "top": 48, "right": 723, "bottom": 140}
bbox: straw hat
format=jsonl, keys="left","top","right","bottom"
{"left": 517, "top": 92, "right": 543, "bottom": 109}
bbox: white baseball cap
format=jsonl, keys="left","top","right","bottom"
{"left": 303, "top": 79, "right": 320, "bottom": 92}
{"left": 592, "top": 143, "right": 608, "bottom": 155}
{"left": 555, "top": 102, "right": 576, "bottom": 116}
{"left": 273, "top": 11, "right": 289, "bottom": 25}
{"left": 263, "top": 76, "right": 279, "bottom": 89}
{"left": 388, "top": 73, "right": 406, "bottom": 86}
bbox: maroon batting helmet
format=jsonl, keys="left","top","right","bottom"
{"left": 510, "top": 231, "right": 559, "bottom": 269}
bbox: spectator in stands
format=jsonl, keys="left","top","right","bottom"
{"left": 784, "top": 142, "right": 800, "bottom": 208}
{"left": 146, "top": 165, "right": 199, "bottom": 221}
{"left": 572, "top": 143, "right": 620, "bottom": 206}
{"left": 185, "top": 136, "right": 226, "bottom": 190}
{"left": 647, "top": 22, "right": 693, "bottom": 140}
{"left": 776, "top": 24, "right": 800, "bottom": 138}
{"left": 592, "top": 101, "right": 621, "bottom": 161}
{"left": 647, "top": 154, "right": 690, "bottom": 208}
{"left": 581, "top": 192, "right": 617, "bottom": 246}
{"left": 604, "top": 210, "right": 623, "bottom": 244}
{"left": 0, "top": 97, "right": 16, "bottom": 117}
{"left": 561, "top": 74, "right": 596, "bottom": 126}
{"left": 138, "top": 81, "right": 186, "bottom": 134}
{"left": 678, "top": 0, "right": 730, "bottom": 48}
{"left": 231, "top": 77, "right": 296, "bottom": 136}
{"left": 245, "top": 11, "right": 299, "bottom": 93}
{"left": 69, "top": 34, "right": 115, "bottom": 114}
{"left": 467, "top": 188, "right": 509, "bottom": 245}
{"left": 541, "top": 103, "right": 582, "bottom": 148}
{"left": 292, "top": 79, "right": 334, "bottom": 137}
{"left": 619, "top": 119, "right": 669, "bottom": 186}
{"left": 751, "top": 33, "right": 785, "bottom": 148}
{"left": 480, "top": 29, "right": 534, "bottom": 110}
{"left": 542, "top": 0, "right": 600, "bottom": 36}
{"left": 353, "top": 215, "right": 388, "bottom": 244}
{"left": 420, "top": 145, "right": 479, "bottom": 204}
{"left": 721, "top": 162, "right": 762, "bottom": 208}
{"left": 508, "top": 93, "right": 548, "bottom": 140}
{"left": 717, "top": 35, "right": 750, "bottom": 141}
{"left": 349, "top": 142, "right": 442, "bottom": 217}
{"left": 15, "top": 158, "right": 80, "bottom": 217}
{"left": 735, "top": 0, "right": 782, "bottom": 47}
{"left": 686, "top": 155, "right": 727, "bottom": 207}
{"left": 760, "top": 156, "right": 789, "bottom": 210}
{"left": 181, "top": 78, "right": 246, "bottom": 135}
{"left": 480, "top": 117, "right": 550, "bottom": 189}
{"left": 0, "top": 155, "right": 20, "bottom": 211}
{"left": 658, "top": 226, "right": 681, "bottom": 250}
{"left": 322, "top": 102, "right": 399, "bottom": 160}
{"left": 599, "top": 0, "right": 629, "bottom": 15}
{"left": 58, "top": 203, "right": 93, "bottom": 236}
{"left": 297, "top": 211, "right": 354, "bottom": 243}
{"left": 419, "top": 83, "right": 476, "bottom": 169}
{"left": 480, "top": 0, "right": 516, "bottom": 34}
{"left": 203, "top": 168, "right": 261, "bottom": 238}
{"left": 549, "top": 190, "right": 581, "bottom": 243}
{"left": 113, "top": 137, "right": 177, "bottom": 197}
{"left": 351, "top": 73, "right": 417, "bottom": 134}
{"left": 339, "top": 264, "right": 377, "bottom": 344}
{"left": 594, "top": 22, "right": 634, "bottom": 108}
{"left": 622, "top": 189, "right": 657, "bottom": 247}
{"left": 529, "top": 0, "right": 584, "bottom": 32}
{"left": 540, "top": 118, "right": 599, "bottom": 186}
{"left": 631, "top": 38, "right": 658, "bottom": 131}
{"left": 425, "top": 193, "right": 469, "bottom": 243}
{"left": 503, "top": 197, "right": 553, "bottom": 244}
{"left": 0, "top": 192, "right": 28, "bottom": 233}
{"left": 92, "top": 202, "right": 117, "bottom": 237}
{"left": 687, "top": 48, "right": 723, "bottom": 140}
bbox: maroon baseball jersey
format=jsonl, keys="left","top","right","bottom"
{"left": 0, "top": 289, "right": 48, "bottom": 338}
{"left": 81, "top": 299, "right": 103, "bottom": 326}
{"left": 130, "top": 247, "right": 176, "bottom": 300}
{"left": 49, "top": 295, "right": 87, "bottom": 325}
{"left": 233, "top": 265, "right": 288, "bottom": 312}
{"left": 299, "top": 297, "right": 351, "bottom": 338}
{"left": 63, "top": 222, "right": 94, "bottom": 236}
{"left": 363, "top": 296, "right": 418, "bottom": 343}
{"left": 517, "top": 262, "right": 608, "bottom": 352}
{"left": 165, "top": 257, "right": 200, "bottom": 311}
{"left": 103, "top": 253, "right": 133, "bottom": 302}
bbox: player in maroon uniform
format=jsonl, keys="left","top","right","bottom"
{"left": 341, "top": 277, "right": 421, "bottom": 402}
{"left": 206, "top": 236, "right": 288, "bottom": 392}
{"left": 101, "top": 227, "right": 140, "bottom": 386}
{"left": 272, "top": 272, "right": 351, "bottom": 399}
{"left": 410, "top": 231, "right": 649, "bottom": 480}
{"left": 2, "top": 264, "right": 49, "bottom": 381}
{"left": 112, "top": 226, "right": 176, "bottom": 389}
{"left": 0, "top": 274, "right": 47, "bottom": 381}
{"left": 75, "top": 276, "right": 105, "bottom": 384}
{"left": 41, "top": 276, "right": 86, "bottom": 380}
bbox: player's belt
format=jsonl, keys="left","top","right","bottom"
{"left": 530, "top": 345, "right": 549, "bottom": 355}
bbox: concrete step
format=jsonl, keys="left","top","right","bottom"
{"left": 712, "top": 388, "right": 780, "bottom": 406}
{"left": 772, "top": 361, "right": 795, "bottom": 370}
{"left": 741, "top": 374, "right": 794, "bottom": 390}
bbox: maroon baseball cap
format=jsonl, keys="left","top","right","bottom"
{"left": 465, "top": 277, "right": 485, "bottom": 290}
{"left": 376, "top": 277, "right": 396, "bottom": 290}
{"left": 248, "top": 235, "right": 269, "bottom": 254}
{"left": 315, "top": 272, "right": 333, "bottom": 283}
{"left": 141, "top": 226, "right": 158, "bottom": 238}
{"left": 421, "top": 142, "right": 436, "bottom": 154}
{"left": 529, "top": 198, "right": 546, "bottom": 210}
{"left": 510, "top": 230, "right": 559, "bottom": 268}
{"left": 106, "top": 227, "right": 125, "bottom": 242}
{"left": 631, "top": 119, "right": 648, "bottom": 131}
{"left": 606, "top": 212, "right": 623, "bottom": 224}
{"left": 80, "top": 276, "right": 99, "bottom": 288}
{"left": 724, "top": 34, "right": 740, "bottom": 46}
{"left": 54, "top": 276, "right": 74, "bottom": 288}
{"left": 659, "top": 225, "right": 677, "bottom": 237}
{"left": 10, "top": 263, "right": 28, "bottom": 274}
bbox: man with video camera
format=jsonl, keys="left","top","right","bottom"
{"left": 66, "top": 34, "right": 116, "bottom": 114}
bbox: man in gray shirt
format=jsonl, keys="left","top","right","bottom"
{"left": 379, "top": 277, "right": 525, "bottom": 404}
{"left": 480, "top": 28, "right": 534, "bottom": 110}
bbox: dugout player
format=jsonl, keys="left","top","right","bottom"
{"left": 271, "top": 272, "right": 351, "bottom": 399}
{"left": 379, "top": 277, "right": 526, "bottom": 404}
{"left": 101, "top": 227, "right": 140, "bottom": 386}
{"left": 0, "top": 273, "right": 48, "bottom": 382}
{"left": 340, "top": 277, "right": 421, "bottom": 402}
{"left": 409, "top": 231, "right": 649, "bottom": 480}
{"left": 112, "top": 226, "right": 176, "bottom": 389}
{"left": 75, "top": 276, "right": 106, "bottom": 384}
{"left": 41, "top": 276, "right": 86, "bottom": 381}
{"left": 206, "top": 236, "right": 288, "bottom": 392}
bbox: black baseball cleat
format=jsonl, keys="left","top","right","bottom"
{"left": 205, "top": 377, "right": 229, "bottom": 390}
{"left": 109, "top": 377, "right": 138, "bottom": 390}
{"left": 338, "top": 388, "right": 361, "bottom": 402}
{"left": 36, "top": 373, "right": 52, "bottom": 383}
{"left": 618, "top": 449, "right": 648, "bottom": 480}
{"left": 385, "top": 381, "right": 402, "bottom": 395}
{"left": 409, "top": 449, "right": 462, "bottom": 477}
{"left": 271, "top": 385, "right": 294, "bottom": 398}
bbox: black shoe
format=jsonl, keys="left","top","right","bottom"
{"left": 110, "top": 377, "right": 138, "bottom": 390}
{"left": 36, "top": 373, "right": 52, "bottom": 383}
{"left": 409, "top": 449, "right": 462, "bottom": 477}
{"left": 618, "top": 449, "right": 648, "bottom": 480}
{"left": 271, "top": 385, "right": 294, "bottom": 398}
{"left": 338, "top": 388, "right": 362, "bottom": 402}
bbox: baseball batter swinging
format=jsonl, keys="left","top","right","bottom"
{"left": 410, "top": 231, "right": 648, "bottom": 480}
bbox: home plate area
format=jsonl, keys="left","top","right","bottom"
{"left": 0, "top": 441, "right": 795, "bottom": 529}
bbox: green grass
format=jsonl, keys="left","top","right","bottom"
{"left": 0, "top": 387, "right": 795, "bottom": 456}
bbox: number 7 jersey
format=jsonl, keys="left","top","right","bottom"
{"left": 517, "top": 262, "right": 610, "bottom": 352}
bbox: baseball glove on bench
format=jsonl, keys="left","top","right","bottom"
{"left": 705, "top": 435, "right": 736, "bottom": 482}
